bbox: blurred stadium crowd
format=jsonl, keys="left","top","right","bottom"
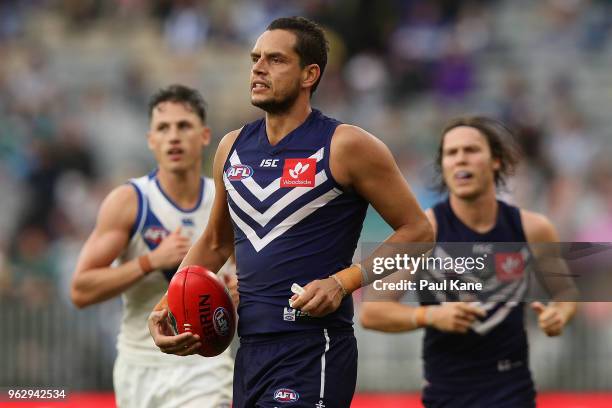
{"left": 1, "top": 0, "right": 611, "bottom": 392}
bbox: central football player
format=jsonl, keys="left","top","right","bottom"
{"left": 148, "top": 16, "right": 433, "bottom": 407}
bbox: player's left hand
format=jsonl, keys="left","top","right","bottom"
{"left": 290, "top": 278, "right": 345, "bottom": 317}
{"left": 530, "top": 301, "right": 569, "bottom": 336}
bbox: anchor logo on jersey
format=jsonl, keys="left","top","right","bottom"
{"left": 281, "top": 158, "right": 316, "bottom": 187}
{"left": 289, "top": 161, "right": 309, "bottom": 178}
{"left": 495, "top": 252, "right": 525, "bottom": 282}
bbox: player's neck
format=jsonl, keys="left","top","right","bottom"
{"left": 265, "top": 99, "right": 312, "bottom": 146}
{"left": 449, "top": 189, "right": 498, "bottom": 234}
{"left": 156, "top": 167, "right": 202, "bottom": 209}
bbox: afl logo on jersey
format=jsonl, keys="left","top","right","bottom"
{"left": 226, "top": 164, "right": 254, "bottom": 181}
{"left": 273, "top": 388, "right": 299, "bottom": 403}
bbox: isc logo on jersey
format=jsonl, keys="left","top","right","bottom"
{"left": 273, "top": 388, "right": 299, "bottom": 403}
{"left": 226, "top": 164, "right": 253, "bottom": 180}
{"left": 260, "top": 159, "right": 279, "bottom": 167}
{"left": 281, "top": 158, "right": 316, "bottom": 188}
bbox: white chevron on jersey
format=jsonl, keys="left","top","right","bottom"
{"left": 427, "top": 245, "right": 528, "bottom": 335}
{"left": 468, "top": 275, "right": 527, "bottom": 335}
{"left": 228, "top": 147, "right": 324, "bottom": 202}
{"left": 224, "top": 170, "right": 329, "bottom": 227}
{"left": 228, "top": 187, "right": 342, "bottom": 252}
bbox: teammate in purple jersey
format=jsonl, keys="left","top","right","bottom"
{"left": 361, "top": 116, "right": 577, "bottom": 408}
{"left": 148, "top": 16, "right": 433, "bottom": 407}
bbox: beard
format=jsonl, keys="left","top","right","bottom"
{"left": 251, "top": 82, "right": 300, "bottom": 114}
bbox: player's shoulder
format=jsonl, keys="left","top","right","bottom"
{"left": 213, "top": 128, "right": 244, "bottom": 177}
{"left": 333, "top": 123, "right": 379, "bottom": 145}
{"left": 96, "top": 184, "right": 139, "bottom": 230}
{"left": 520, "top": 209, "right": 559, "bottom": 243}
{"left": 330, "top": 124, "right": 396, "bottom": 185}
{"left": 105, "top": 184, "right": 139, "bottom": 207}
{"left": 216, "top": 128, "right": 243, "bottom": 157}
{"left": 331, "top": 124, "right": 389, "bottom": 160}
{"left": 219, "top": 128, "right": 243, "bottom": 147}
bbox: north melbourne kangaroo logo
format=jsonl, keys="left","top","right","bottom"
{"left": 281, "top": 158, "right": 316, "bottom": 187}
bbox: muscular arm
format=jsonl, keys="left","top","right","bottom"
{"left": 70, "top": 185, "right": 142, "bottom": 308}
{"left": 358, "top": 208, "right": 484, "bottom": 333}
{"left": 359, "top": 269, "right": 424, "bottom": 332}
{"left": 152, "top": 129, "right": 239, "bottom": 315}
{"left": 291, "top": 125, "right": 435, "bottom": 316}
{"left": 360, "top": 210, "right": 436, "bottom": 332}
{"left": 149, "top": 130, "right": 240, "bottom": 355}
{"left": 331, "top": 125, "right": 434, "bottom": 288}
{"left": 333, "top": 125, "right": 434, "bottom": 250}
{"left": 176, "top": 130, "right": 239, "bottom": 273}
{"left": 522, "top": 210, "right": 577, "bottom": 336}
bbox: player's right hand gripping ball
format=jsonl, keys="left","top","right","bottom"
{"left": 167, "top": 265, "right": 236, "bottom": 357}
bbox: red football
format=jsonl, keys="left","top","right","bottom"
{"left": 167, "top": 265, "right": 236, "bottom": 357}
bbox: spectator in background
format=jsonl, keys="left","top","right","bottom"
{"left": 432, "top": 38, "right": 475, "bottom": 102}
{"left": 576, "top": 152, "right": 612, "bottom": 242}
{"left": 163, "top": 0, "right": 209, "bottom": 54}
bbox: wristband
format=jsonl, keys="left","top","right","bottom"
{"left": 415, "top": 306, "right": 428, "bottom": 328}
{"left": 331, "top": 274, "right": 348, "bottom": 298}
{"left": 335, "top": 264, "right": 363, "bottom": 294}
{"left": 138, "top": 254, "right": 153, "bottom": 276}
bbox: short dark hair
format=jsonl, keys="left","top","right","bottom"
{"left": 435, "top": 116, "right": 521, "bottom": 192}
{"left": 148, "top": 84, "right": 207, "bottom": 123}
{"left": 267, "top": 16, "right": 329, "bottom": 94}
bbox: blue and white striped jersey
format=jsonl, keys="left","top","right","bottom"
{"left": 421, "top": 199, "right": 534, "bottom": 387}
{"left": 223, "top": 109, "right": 368, "bottom": 336}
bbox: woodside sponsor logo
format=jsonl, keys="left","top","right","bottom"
{"left": 281, "top": 159, "right": 316, "bottom": 188}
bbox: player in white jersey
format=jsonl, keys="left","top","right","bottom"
{"left": 70, "top": 85, "right": 234, "bottom": 408}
